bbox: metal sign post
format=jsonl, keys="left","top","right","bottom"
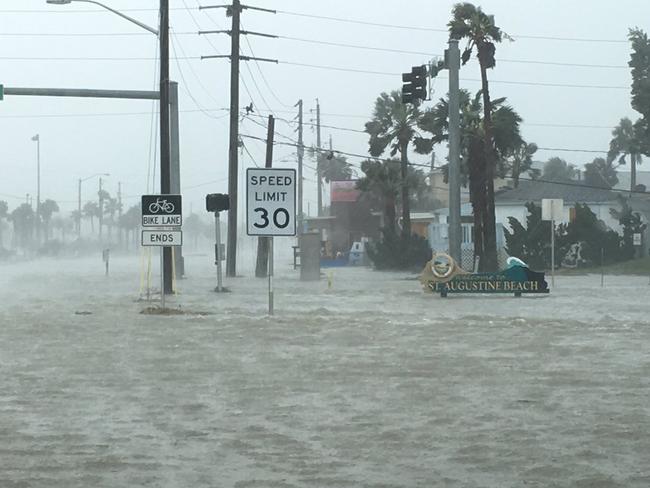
{"left": 542, "top": 198, "right": 563, "bottom": 288}
{"left": 551, "top": 219, "right": 555, "bottom": 287}
{"left": 215, "top": 212, "right": 224, "bottom": 292}
{"left": 160, "top": 249, "right": 165, "bottom": 309}
{"left": 269, "top": 237, "right": 274, "bottom": 315}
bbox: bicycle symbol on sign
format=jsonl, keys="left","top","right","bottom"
{"left": 148, "top": 198, "right": 175, "bottom": 214}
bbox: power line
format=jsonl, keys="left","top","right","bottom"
{"left": 241, "top": 22, "right": 292, "bottom": 108}
{"left": 0, "top": 55, "right": 198, "bottom": 61}
{"left": 170, "top": 29, "right": 228, "bottom": 121}
{"left": 244, "top": 112, "right": 614, "bottom": 152}
{"left": 277, "top": 61, "right": 629, "bottom": 89}
{"left": 239, "top": 133, "right": 648, "bottom": 195}
{"left": 0, "top": 108, "right": 229, "bottom": 119}
{"left": 0, "top": 31, "right": 195, "bottom": 37}
{"left": 275, "top": 9, "right": 628, "bottom": 44}
{"left": 279, "top": 36, "right": 628, "bottom": 69}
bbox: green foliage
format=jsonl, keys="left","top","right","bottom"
{"left": 119, "top": 205, "right": 141, "bottom": 231}
{"left": 356, "top": 159, "right": 427, "bottom": 234}
{"left": 607, "top": 117, "right": 644, "bottom": 190}
{"left": 610, "top": 196, "right": 647, "bottom": 259}
{"left": 365, "top": 90, "right": 432, "bottom": 239}
{"left": 448, "top": 3, "right": 511, "bottom": 68}
{"left": 542, "top": 157, "right": 577, "bottom": 182}
{"left": 629, "top": 29, "right": 650, "bottom": 119}
{"left": 419, "top": 90, "right": 528, "bottom": 184}
{"left": 365, "top": 91, "right": 430, "bottom": 157}
{"left": 503, "top": 203, "right": 551, "bottom": 270}
{"left": 556, "top": 204, "right": 620, "bottom": 266}
{"left": 584, "top": 157, "right": 618, "bottom": 189}
{"left": 317, "top": 152, "right": 353, "bottom": 183}
{"left": 10, "top": 203, "right": 35, "bottom": 249}
{"left": 629, "top": 28, "right": 650, "bottom": 155}
{"left": 505, "top": 202, "right": 633, "bottom": 269}
{"left": 366, "top": 227, "right": 432, "bottom": 271}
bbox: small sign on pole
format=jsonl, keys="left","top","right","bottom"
{"left": 141, "top": 194, "right": 183, "bottom": 307}
{"left": 246, "top": 168, "right": 297, "bottom": 237}
{"left": 141, "top": 194, "right": 182, "bottom": 226}
{"left": 633, "top": 233, "right": 642, "bottom": 246}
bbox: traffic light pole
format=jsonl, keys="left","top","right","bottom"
{"left": 159, "top": 0, "right": 173, "bottom": 294}
{"left": 296, "top": 99, "right": 304, "bottom": 230}
{"left": 316, "top": 100, "right": 322, "bottom": 216}
{"left": 447, "top": 40, "right": 462, "bottom": 264}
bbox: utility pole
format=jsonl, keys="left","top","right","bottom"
{"left": 98, "top": 177, "right": 104, "bottom": 240}
{"left": 31, "top": 134, "right": 41, "bottom": 246}
{"left": 255, "top": 115, "right": 275, "bottom": 278}
{"left": 226, "top": 0, "right": 241, "bottom": 278}
{"left": 117, "top": 182, "right": 123, "bottom": 246}
{"left": 160, "top": 0, "right": 173, "bottom": 293}
{"left": 77, "top": 179, "right": 82, "bottom": 237}
{"left": 296, "top": 99, "right": 304, "bottom": 232}
{"left": 447, "top": 40, "right": 462, "bottom": 265}
{"left": 316, "top": 99, "right": 322, "bottom": 216}
{"left": 198, "top": 2, "right": 278, "bottom": 278}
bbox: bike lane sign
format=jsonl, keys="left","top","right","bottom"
{"left": 141, "top": 194, "right": 182, "bottom": 227}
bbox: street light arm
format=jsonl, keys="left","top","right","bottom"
{"left": 62, "top": 0, "right": 159, "bottom": 36}
{"left": 81, "top": 173, "right": 110, "bottom": 182}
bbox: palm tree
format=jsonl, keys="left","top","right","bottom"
{"left": 365, "top": 90, "right": 432, "bottom": 240}
{"left": 104, "top": 197, "right": 121, "bottom": 242}
{"left": 420, "top": 90, "right": 524, "bottom": 263}
{"left": 0, "top": 200, "right": 8, "bottom": 249}
{"left": 317, "top": 152, "right": 354, "bottom": 183}
{"left": 448, "top": 2, "right": 511, "bottom": 271}
{"left": 357, "top": 158, "right": 427, "bottom": 235}
{"left": 119, "top": 205, "right": 141, "bottom": 249}
{"left": 507, "top": 142, "right": 538, "bottom": 188}
{"left": 584, "top": 157, "right": 618, "bottom": 189}
{"left": 10, "top": 203, "right": 35, "bottom": 250}
{"left": 83, "top": 201, "right": 100, "bottom": 234}
{"left": 608, "top": 117, "right": 643, "bottom": 191}
{"left": 39, "top": 199, "right": 59, "bottom": 240}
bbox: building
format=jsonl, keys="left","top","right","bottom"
{"left": 427, "top": 179, "right": 650, "bottom": 267}
{"left": 305, "top": 180, "right": 382, "bottom": 257}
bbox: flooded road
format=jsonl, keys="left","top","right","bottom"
{"left": 1, "top": 256, "right": 649, "bottom": 487}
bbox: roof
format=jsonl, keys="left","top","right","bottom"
{"left": 410, "top": 212, "right": 437, "bottom": 221}
{"left": 495, "top": 179, "right": 619, "bottom": 205}
{"left": 613, "top": 171, "right": 650, "bottom": 191}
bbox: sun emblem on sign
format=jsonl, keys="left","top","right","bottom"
{"left": 431, "top": 253, "right": 454, "bottom": 279}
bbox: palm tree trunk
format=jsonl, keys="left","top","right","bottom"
{"left": 469, "top": 137, "right": 484, "bottom": 265}
{"left": 385, "top": 193, "right": 397, "bottom": 235}
{"left": 631, "top": 153, "right": 637, "bottom": 191}
{"left": 513, "top": 157, "right": 521, "bottom": 188}
{"left": 400, "top": 141, "right": 411, "bottom": 240}
{"left": 479, "top": 63, "right": 498, "bottom": 271}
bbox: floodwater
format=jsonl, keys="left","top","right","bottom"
{"left": 1, "top": 255, "right": 649, "bottom": 487}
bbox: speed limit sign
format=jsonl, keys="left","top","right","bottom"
{"left": 246, "top": 168, "right": 296, "bottom": 236}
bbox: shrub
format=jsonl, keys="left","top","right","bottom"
{"left": 366, "top": 228, "right": 432, "bottom": 270}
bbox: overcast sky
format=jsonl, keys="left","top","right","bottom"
{"left": 1, "top": 0, "right": 648, "bottom": 215}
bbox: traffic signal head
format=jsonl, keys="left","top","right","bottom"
{"left": 401, "top": 65, "right": 428, "bottom": 104}
{"left": 206, "top": 193, "right": 230, "bottom": 212}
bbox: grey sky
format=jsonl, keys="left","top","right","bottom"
{"left": 1, "top": 0, "right": 648, "bottom": 215}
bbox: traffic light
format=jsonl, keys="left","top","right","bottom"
{"left": 402, "top": 65, "right": 428, "bottom": 104}
{"left": 206, "top": 193, "right": 230, "bottom": 212}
